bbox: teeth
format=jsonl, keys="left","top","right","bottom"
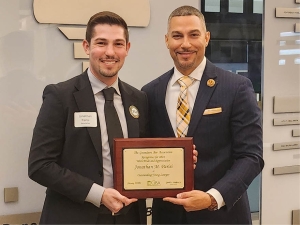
{"left": 103, "top": 61, "right": 115, "bottom": 65}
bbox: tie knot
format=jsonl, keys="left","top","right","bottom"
{"left": 102, "top": 87, "right": 115, "bottom": 101}
{"left": 178, "top": 76, "right": 194, "bottom": 88}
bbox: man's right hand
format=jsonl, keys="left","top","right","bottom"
{"left": 101, "top": 188, "right": 137, "bottom": 213}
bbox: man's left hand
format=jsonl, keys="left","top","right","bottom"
{"left": 163, "top": 190, "right": 210, "bottom": 212}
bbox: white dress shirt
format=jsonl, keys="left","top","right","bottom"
{"left": 165, "top": 57, "right": 225, "bottom": 209}
{"left": 85, "top": 68, "right": 128, "bottom": 207}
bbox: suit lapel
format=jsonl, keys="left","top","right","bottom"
{"left": 73, "top": 72, "right": 103, "bottom": 164}
{"left": 119, "top": 80, "right": 139, "bottom": 138}
{"left": 187, "top": 61, "right": 218, "bottom": 136}
{"left": 155, "top": 69, "right": 175, "bottom": 137}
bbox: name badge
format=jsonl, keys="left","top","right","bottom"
{"left": 74, "top": 112, "right": 97, "bottom": 127}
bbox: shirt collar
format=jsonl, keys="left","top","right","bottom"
{"left": 87, "top": 68, "right": 121, "bottom": 96}
{"left": 170, "top": 57, "right": 207, "bottom": 86}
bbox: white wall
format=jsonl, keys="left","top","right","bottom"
{"left": 0, "top": 0, "right": 199, "bottom": 215}
{"left": 261, "top": 0, "right": 300, "bottom": 224}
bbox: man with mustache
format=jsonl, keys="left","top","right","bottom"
{"left": 142, "top": 5, "right": 264, "bottom": 224}
{"left": 28, "top": 11, "right": 148, "bottom": 224}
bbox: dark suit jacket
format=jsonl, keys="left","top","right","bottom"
{"left": 141, "top": 60, "right": 264, "bottom": 224}
{"left": 28, "top": 71, "right": 149, "bottom": 224}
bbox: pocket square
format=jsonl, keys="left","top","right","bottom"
{"left": 203, "top": 107, "right": 222, "bottom": 115}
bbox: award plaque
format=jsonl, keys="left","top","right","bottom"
{"left": 113, "top": 137, "right": 194, "bottom": 198}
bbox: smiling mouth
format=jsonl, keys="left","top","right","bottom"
{"left": 100, "top": 59, "right": 119, "bottom": 65}
{"left": 176, "top": 51, "right": 196, "bottom": 57}
{"left": 177, "top": 51, "right": 195, "bottom": 55}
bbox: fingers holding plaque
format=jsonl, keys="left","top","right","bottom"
{"left": 113, "top": 138, "right": 194, "bottom": 198}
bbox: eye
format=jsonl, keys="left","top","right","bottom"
{"left": 191, "top": 33, "right": 200, "bottom": 37}
{"left": 96, "top": 41, "right": 106, "bottom": 46}
{"left": 115, "top": 42, "right": 125, "bottom": 47}
{"left": 172, "top": 34, "right": 182, "bottom": 39}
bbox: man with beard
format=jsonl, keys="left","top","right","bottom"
{"left": 142, "top": 5, "right": 264, "bottom": 224}
{"left": 28, "top": 11, "right": 149, "bottom": 224}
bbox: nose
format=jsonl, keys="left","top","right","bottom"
{"left": 181, "top": 37, "right": 191, "bottom": 48}
{"left": 105, "top": 44, "right": 115, "bottom": 56}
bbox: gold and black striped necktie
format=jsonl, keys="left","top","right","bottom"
{"left": 176, "top": 76, "right": 195, "bottom": 137}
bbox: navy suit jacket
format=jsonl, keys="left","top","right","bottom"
{"left": 28, "top": 71, "right": 149, "bottom": 224}
{"left": 142, "top": 60, "right": 264, "bottom": 224}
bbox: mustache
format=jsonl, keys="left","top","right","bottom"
{"left": 100, "top": 56, "right": 120, "bottom": 61}
{"left": 176, "top": 50, "right": 196, "bottom": 54}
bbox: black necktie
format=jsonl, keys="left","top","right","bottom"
{"left": 102, "top": 87, "right": 123, "bottom": 161}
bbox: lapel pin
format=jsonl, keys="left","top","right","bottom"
{"left": 129, "top": 105, "right": 139, "bottom": 118}
{"left": 207, "top": 79, "right": 215, "bottom": 87}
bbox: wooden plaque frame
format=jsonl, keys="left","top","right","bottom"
{"left": 113, "top": 137, "right": 194, "bottom": 198}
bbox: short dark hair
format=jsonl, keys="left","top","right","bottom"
{"left": 85, "top": 11, "right": 129, "bottom": 43}
{"left": 168, "top": 5, "right": 206, "bottom": 31}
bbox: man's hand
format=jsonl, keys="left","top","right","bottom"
{"left": 193, "top": 145, "right": 198, "bottom": 169}
{"left": 101, "top": 188, "right": 137, "bottom": 213}
{"left": 163, "top": 190, "right": 211, "bottom": 212}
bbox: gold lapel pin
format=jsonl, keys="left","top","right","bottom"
{"left": 129, "top": 105, "right": 139, "bottom": 118}
{"left": 207, "top": 79, "right": 215, "bottom": 87}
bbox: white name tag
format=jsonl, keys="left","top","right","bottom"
{"left": 74, "top": 112, "right": 97, "bottom": 127}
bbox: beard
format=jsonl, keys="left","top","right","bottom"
{"left": 174, "top": 50, "right": 198, "bottom": 71}
{"left": 177, "top": 58, "right": 196, "bottom": 70}
{"left": 98, "top": 57, "right": 121, "bottom": 78}
{"left": 98, "top": 67, "right": 118, "bottom": 78}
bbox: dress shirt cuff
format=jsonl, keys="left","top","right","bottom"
{"left": 207, "top": 188, "right": 225, "bottom": 209}
{"left": 85, "top": 183, "right": 105, "bottom": 208}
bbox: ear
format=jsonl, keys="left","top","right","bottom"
{"left": 82, "top": 39, "right": 90, "bottom": 55}
{"left": 165, "top": 34, "right": 169, "bottom": 49}
{"left": 205, "top": 31, "right": 211, "bottom": 47}
{"left": 125, "top": 41, "right": 131, "bottom": 56}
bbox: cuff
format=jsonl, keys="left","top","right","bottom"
{"left": 85, "top": 183, "right": 105, "bottom": 207}
{"left": 207, "top": 188, "right": 225, "bottom": 209}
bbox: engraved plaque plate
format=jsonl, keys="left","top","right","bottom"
{"left": 273, "top": 141, "right": 300, "bottom": 151}
{"left": 273, "top": 165, "right": 300, "bottom": 175}
{"left": 123, "top": 148, "right": 184, "bottom": 190}
{"left": 293, "top": 129, "right": 300, "bottom": 137}
{"left": 113, "top": 138, "right": 194, "bottom": 198}
{"left": 275, "top": 8, "right": 300, "bottom": 18}
{"left": 274, "top": 96, "right": 300, "bottom": 113}
{"left": 273, "top": 118, "right": 300, "bottom": 126}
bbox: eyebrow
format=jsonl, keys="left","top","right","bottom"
{"left": 171, "top": 31, "right": 181, "bottom": 35}
{"left": 114, "top": 39, "right": 126, "bottom": 42}
{"left": 93, "top": 38, "right": 125, "bottom": 42}
{"left": 189, "top": 29, "right": 201, "bottom": 33}
{"left": 171, "top": 29, "right": 201, "bottom": 35}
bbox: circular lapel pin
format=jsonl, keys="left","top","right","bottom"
{"left": 129, "top": 105, "right": 139, "bottom": 118}
{"left": 207, "top": 79, "right": 215, "bottom": 87}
